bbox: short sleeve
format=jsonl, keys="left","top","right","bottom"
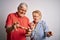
{"left": 5, "top": 14, "right": 13, "bottom": 28}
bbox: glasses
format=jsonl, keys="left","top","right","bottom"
{"left": 20, "top": 12, "right": 25, "bottom": 14}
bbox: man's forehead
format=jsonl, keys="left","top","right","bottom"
{"left": 21, "top": 5, "right": 27, "bottom": 8}
{"left": 20, "top": 5, "right": 27, "bottom": 10}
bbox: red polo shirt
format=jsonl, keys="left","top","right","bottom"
{"left": 5, "top": 12, "right": 30, "bottom": 40}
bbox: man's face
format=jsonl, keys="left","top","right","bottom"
{"left": 18, "top": 5, "right": 27, "bottom": 17}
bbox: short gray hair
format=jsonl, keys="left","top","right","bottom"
{"left": 32, "top": 10, "right": 42, "bottom": 16}
{"left": 18, "top": 3, "right": 28, "bottom": 10}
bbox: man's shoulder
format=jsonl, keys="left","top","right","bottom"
{"left": 8, "top": 12, "right": 16, "bottom": 16}
{"left": 24, "top": 16, "right": 29, "bottom": 20}
{"left": 8, "top": 12, "right": 16, "bottom": 17}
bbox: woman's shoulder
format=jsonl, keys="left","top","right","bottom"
{"left": 39, "top": 20, "right": 46, "bottom": 24}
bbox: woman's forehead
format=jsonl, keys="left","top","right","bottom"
{"left": 33, "top": 13, "right": 40, "bottom": 15}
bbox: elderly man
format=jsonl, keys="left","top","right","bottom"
{"left": 5, "top": 3, "right": 30, "bottom": 40}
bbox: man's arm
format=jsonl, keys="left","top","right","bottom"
{"left": 5, "top": 22, "right": 20, "bottom": 33}
{"left": 5, "top": 14, "right": 14, "bottom": 33}
{"left": 5, "top": 25, "right": 14, "bottom": 33}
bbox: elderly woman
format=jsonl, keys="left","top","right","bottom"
{"left": 30, "top": 10, "right": 52, "bottom": 40}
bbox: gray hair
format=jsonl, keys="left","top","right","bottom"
{"left": 18, "top": 3, "right": 28, "bottom": 10}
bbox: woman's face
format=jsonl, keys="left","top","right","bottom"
{"left": 32, "top": 13, "right": 41, "bottom": 23}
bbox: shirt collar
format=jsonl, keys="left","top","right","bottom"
{"left": 15, "top": 12, "right": 25, "bottom": 18}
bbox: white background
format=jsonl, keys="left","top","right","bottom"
{"left": 0, "top": 0, "right": 60, "bottom": 40}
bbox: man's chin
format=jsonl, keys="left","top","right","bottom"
{"left": 20, "top": 15, "right": 24, "bottom": 17}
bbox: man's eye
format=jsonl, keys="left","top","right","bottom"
{"left": 33, "top": 16, "right": 36, "bottom": 17}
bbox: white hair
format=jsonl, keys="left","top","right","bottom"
{"left": 18, "top": 2, "right": 28, "bottom": 10}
